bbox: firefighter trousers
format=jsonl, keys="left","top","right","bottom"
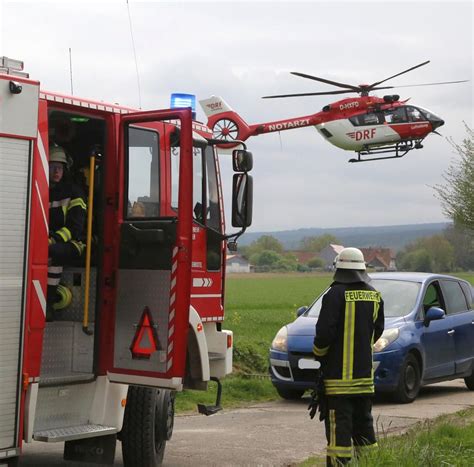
{"left": 47, "top": 241, "right": 83, "bottom": 307}
{"left": 324, "top": 395, "right": 377, "bottom": 466}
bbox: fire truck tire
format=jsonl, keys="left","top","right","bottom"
{"left": 121, "top": 386, "right": 175, "bottom": 466}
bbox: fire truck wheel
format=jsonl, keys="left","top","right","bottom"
{"left": 121, "top": 386, "right": 175, "bottom": 466}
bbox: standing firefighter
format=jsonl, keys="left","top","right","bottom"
{"left": 313, "top": 247, "right": 384, "bottom": 466}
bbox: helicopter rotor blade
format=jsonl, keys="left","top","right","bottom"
{"left": 369, "top": 60, "right": 430, "bottom": 89}
{"left": 262, "top": 89, "right": 359, "bottom": 99}
{"left": 381, "top": 80, "right": 469, "bottom": 89}
{"left": 290, "top": 72, "right": 360, "bottom": 91}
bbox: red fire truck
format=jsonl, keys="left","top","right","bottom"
{"left": 0, "top": 57, "right": 253, "bottom": 466}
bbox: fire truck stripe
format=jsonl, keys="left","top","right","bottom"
{"left": 168, "top": 325, "right": 175, "bottom": 339}
{"left": 32, "top": 280, "right": 46, "bottom": 316}
{"left": 169, "top": 309, "right": 175, "bottom": 322}
{"left": 171, "top": 261, "right": 177, "bottom": 274}
{"left": 167, "top": 358, "right": 173, "bottom": 371}
{"left": 171, "top": 277, "right": 177, "bottom": 290}
{"left": 169, "top": 293, "right": 176, "bottom": 307}
{"left": 37, "top": 131, "right": 49, "bottom": 186}
{"left": 35, "top": 181, "right": 48, "bottom": 235}
{"left": 168, "top": 342, "right": 173, "bottom": 354}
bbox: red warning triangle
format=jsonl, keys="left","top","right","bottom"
{"left": 130, "top": 307, "right": 160, "bottom": 360}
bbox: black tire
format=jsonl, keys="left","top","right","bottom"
{"left": 393, "top": 354, "right": 421, "bottom": 403}
{"left": 121, "top": 386, "right": 175, "bottom": 466}
{"left": 464, "top": 370, "right": 474, "bottom": 390}
{"left": 276, "top": 386, "right": 305, "bottom": 400}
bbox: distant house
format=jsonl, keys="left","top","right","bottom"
{"left": 292, "top": 251, "right": 319, "bottom": 265}
{"left": 226, "top": 254, "right": 251, "bottom": 273}
{"left": 360, "top": 247, "right": 396, "bottom": 271}
{"left": 319, "top": 244, "right": 345, "bottom": 269}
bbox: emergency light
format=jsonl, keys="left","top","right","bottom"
{"left": 170, "top": 93, "right": 196, "bottom": 120}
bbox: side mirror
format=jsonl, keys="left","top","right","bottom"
{"left": 296, "top": 306, "right": 308, "bottom": 318}
{"left": 232, "top": 173, "right": 253, "bottom": 228}
{"left": 423, "top": 306, "right": 445, "bottom": 327}
{"left": 232, "top": 149, "right": 253, "bottom": 172}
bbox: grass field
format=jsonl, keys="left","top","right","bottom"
{"left": 176, "top": 272, "right": 474, "bottom": 412}
{"left": 300, "top": 408, "right": 474, "bottom": 466}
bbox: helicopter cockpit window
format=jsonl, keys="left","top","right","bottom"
{"left": 349, "top": 112, "right": 384, "bottom": 126}
{"left": 384, "top": 107, "right": 408, "bottom": 124}
{"left": 406, "top": 106, "right": 425, "bottom": 122}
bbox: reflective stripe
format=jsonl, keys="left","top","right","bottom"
{"left": 71, "top": 240, "right": 85, "bottom": 255}
{"left": 47, "top": 277, "right": 61, "bottom": 286}
{"left": 50, "top": 198, "right": 71, "bottom": 208}
{"left": 342, "top": 301, "right": 355, "bottom": 380}
{"left": 56, "top": 227, "right": 72, "bottom": 242}
{"left": 313, "top": 344, "right": 329, "bottom": 356}
{"left": 327, "top": 447, "right": 352, "bottom": 458}
{"left": 68, "top": 197, "right": 87, "bottom": 210}
{"left": 330, "top": 409, "right": 336, "bottom": 452}
{"left": 325, "top": 388, "right": 375, "bottom": 394}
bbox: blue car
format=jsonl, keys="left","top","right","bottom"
{"left": 269, "top": 272, "right": 474, "bottom": 403}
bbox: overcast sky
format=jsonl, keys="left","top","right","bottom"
{"left": 1, "top": 0, "right": 472, "bottom": 232}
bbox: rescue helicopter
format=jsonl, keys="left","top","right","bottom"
{"left": 200, "top": 61, "right": 468, "bottom": 162}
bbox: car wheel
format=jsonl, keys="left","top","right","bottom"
{"left": 464, "top": 370, "right": 474, "bottom": 390}
{"left": 276, "top": 387, "right": 305, "bottom": 400}
{"left": 393, "top": 354, "right": 421, "bottom": 403}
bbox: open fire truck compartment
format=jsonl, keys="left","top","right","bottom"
{"left": 0, "top": 57, "right": 253, "bottom": 466}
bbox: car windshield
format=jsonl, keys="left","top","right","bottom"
{"left": 305, "top": 279, "right": 421, "bottom": 318}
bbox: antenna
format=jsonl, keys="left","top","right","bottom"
{"left": 69, "top": 47, "right": 74, "bottom": 95}
{"left": 126, "top": 0, "right": 142, "bottom": 109}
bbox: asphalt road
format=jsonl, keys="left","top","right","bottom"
{"left": 19, "top": 380, "right": 473, "bottom": 467}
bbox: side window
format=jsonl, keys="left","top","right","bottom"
{"left": 192, "top": 147, "right": 205, "bottom": 223}
{"left": 126, "top": 127, "right": 159, "bottom": 218}
{"left": 406, "top": 106, "right": 424, "bottom": 122}
{"left": 204, "top": 146, "right": 221, "bottom": 231}
{"left": 384, "top": 107, "right": 408, "bottom": 124}
{"left": 422, "top": 282, "right": 443, "bottom": 315}
{"left": 171, "top": 146, "right": 179, "bottom": 210}
{"left": 349, "top": 112, "right": 384, "bottom": 126}
{"left": 460, "top": 282, "right": 473, "bottom": 309}
{"left": 440, "top": 280, "right": 469, "bottom": 314}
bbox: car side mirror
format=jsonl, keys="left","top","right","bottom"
{"left": 296, "top": 306, "right": 308, "bottom": 318}
{"left": 231, "top": 173, "right": 253, "bottom": 228}
{"left": 423, "top": 306, "right": 445, "bottom": 327}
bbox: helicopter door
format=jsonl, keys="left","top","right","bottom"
{"left": 107, "top": 109, "right": 193, "bottom": 389}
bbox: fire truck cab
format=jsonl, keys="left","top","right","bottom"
{"left": 0, "top": 57, "right": 253, "bottom": 465}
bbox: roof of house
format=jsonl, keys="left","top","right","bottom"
{"left": 360, "top": 247, "right": 394, "bottom": 270}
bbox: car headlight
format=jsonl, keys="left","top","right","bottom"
{"left": 373, "top": 328, "right": 399, "bottom": 353}
{"left": 271, "top": 326, "right": 288, "bottom": 352}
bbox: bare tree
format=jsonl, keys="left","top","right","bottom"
{"left": 434, "top": 125, "right": 474, "bottom": 231}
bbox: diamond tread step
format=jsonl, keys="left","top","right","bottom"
{"left": 33, "top": 424, "right": 117, "bottom": 442}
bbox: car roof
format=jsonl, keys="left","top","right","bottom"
{"left": 369, "top": 271, "right": 463, "bottom": 284}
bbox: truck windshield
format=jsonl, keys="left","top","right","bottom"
{"left": 305, "top": 279, "right": 421, "bottom": 318}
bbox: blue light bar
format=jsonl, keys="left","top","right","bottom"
{"left": 170, "top": 93, "right": 196, "bottom": 119}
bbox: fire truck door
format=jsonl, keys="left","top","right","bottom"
{"left": 0, "top": 75, "right": 39, "bottom": 455}
{"left": 107, "top": 109, "right": 193, "bottom": 389}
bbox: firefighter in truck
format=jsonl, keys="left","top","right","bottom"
{"left": 0, "top": 57, "right": 253, "bottom": 466}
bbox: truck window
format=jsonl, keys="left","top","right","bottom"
{"left": 440, "top": 280, "right": 468, "bottom": 314}
{"left": 126, "top": 127, "right": 160, "bottom": 218}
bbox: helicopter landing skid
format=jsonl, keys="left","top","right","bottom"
{"left": 349, "top": 139, "right": 424, "bottom": 163}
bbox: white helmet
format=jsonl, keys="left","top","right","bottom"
{"left": 49, "top": 145, "right": 68, "bottom": 165}
{"left": 335, "top": 247, "right": 366, "bottom": 271}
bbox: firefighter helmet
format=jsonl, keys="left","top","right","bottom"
{"left": 49, "top": 145, "right": 68, "bottom": 165}
{"left": 335, "top": 247, "right": 366, "bottom": 270}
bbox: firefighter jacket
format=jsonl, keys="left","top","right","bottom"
{"left": 49, "top": 179, "right": 86, "bottom": 254}
{"left": 313, "top": 281, "right": 384, "bottom": 396}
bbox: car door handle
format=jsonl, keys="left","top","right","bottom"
{"left": 447, "top": 329, "right": 455, "bottom": 336}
